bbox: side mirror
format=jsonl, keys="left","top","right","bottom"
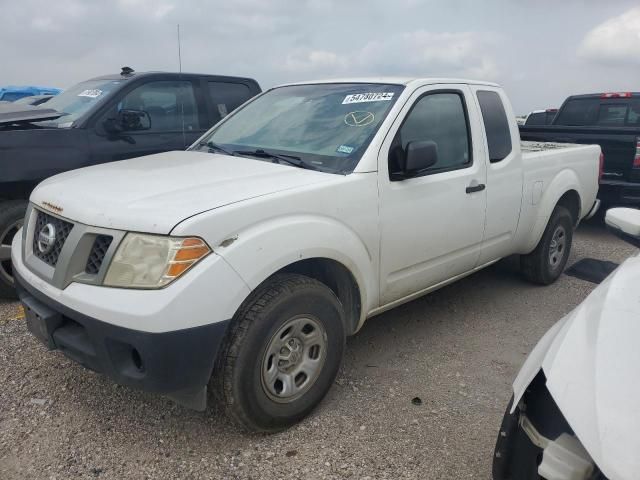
{"left": 104, "top": 109, "right": 151, "bottom": 134}
{"left": 403, "top": 140, "right": 438, "bottom": 177}
{"left": 605, "top": 208, "right": 640, "bottom": 248}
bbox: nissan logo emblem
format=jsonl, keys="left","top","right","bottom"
{"left": 37, "top": 223, "right": 57, "bottom": 255}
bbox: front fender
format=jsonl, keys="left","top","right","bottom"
{"left": 206, "top": 214, "right": 376, "bottom": 326}
{"left": 511, "top": 314, "right": 570, "bottom": 413}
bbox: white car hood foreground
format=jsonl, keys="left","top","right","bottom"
{"left": 512, "top": 254, "right": 640, "bottom": 480}
{"left": 31, "top": 151, "right": 334, "bottom": 233}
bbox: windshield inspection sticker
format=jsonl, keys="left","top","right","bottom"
{"left": 336, "top": 145, "right": 355, "bottom": 154}
{"left": 342, "top": 92, "right": 394, "bottom": 104}
{"left": 77, "top": 89, "right": 103, "bottom": 98}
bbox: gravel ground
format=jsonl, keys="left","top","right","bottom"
{"left": 0, "top": 220, "right": 635, "bottom": 480}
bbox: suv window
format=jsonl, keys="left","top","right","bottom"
{"left": 477, "top": 90, "right": 512, "bottom": 163}
{"left": 208, "top": 82, "right": 252, "bottom": 122}
{"left": 389, "top": 92, "right": 471, "bottom": 179}
{"left": 119, "top": 80, "right": 198, "bottom": 132}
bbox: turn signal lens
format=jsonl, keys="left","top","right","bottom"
{"left": 164, "top": 238, "right": 211, "bottom": 282}
{"left": 104, "top": 234, "right": 211, "bottom": 289}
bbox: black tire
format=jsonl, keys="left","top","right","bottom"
{"left": 214, "top": 273, "right": 346, "bottom": 432}
{"left": 0, "top": 200, "right": 28, "bottom": 299}
{"left": 521, "top": 205, "right": 573, "bottom": 285}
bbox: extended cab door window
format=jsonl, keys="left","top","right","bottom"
{"left": 207, "top": 81, "right": 252, "bottom": 123}
{"left": 389, "top": 92, "right": 471, "bottom": 179}
{"left": 476, "top": 90, "right": 512, "bottom": 163}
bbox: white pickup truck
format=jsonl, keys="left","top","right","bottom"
{"left": 12, "top": 78, "right": 600, "bottom": 431}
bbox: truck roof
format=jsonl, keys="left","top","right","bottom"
{"left": 565, "top": 92, "right": 640, "bottom": 100}
{"left": 87, "top": 71, "right": 259, "bottom": 83}
{"left": 279, "top": 77, "right": 500, "bottom": 88}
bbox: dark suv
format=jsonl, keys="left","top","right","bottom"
{"left": 0, "top": 68, "right": 261, "bottom": 296}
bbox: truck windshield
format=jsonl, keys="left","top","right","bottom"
{"left": 35, "top": 79, "right": 122, "bottom": 127}
{"left": 193, "top": 83, "right": 405, "bottom": 174}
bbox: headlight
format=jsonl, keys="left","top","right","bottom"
{"left": 104, "top": 233, "right": 211, "bottom": 289}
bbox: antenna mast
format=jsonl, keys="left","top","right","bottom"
{"left": 177, "top": 24, "right": 186, "bottom": 148}
{"left": 177, "top": 24, "right": 183, "bottom": 73}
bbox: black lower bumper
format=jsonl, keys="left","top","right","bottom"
{"left": 599, "top": 179, "right": 640, "bottom": 206}
{"left": 492, "top": 398, "right": 543, "bottom": 480}
{"left": 15, "top": 270, "right": 229, "bottom": 409}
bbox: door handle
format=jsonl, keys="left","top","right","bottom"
{"left": 466, "top": 183, "right": 486, "bottom": 194}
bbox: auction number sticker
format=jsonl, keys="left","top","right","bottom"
{"left": 78, "top": 89, "right": 103, "bottom": 98}
{"left": 342, "top": 92, "right": 394, "bottom": 104}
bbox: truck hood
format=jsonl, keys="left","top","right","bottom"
{"left": 31, "top": 151, "right": 335, "bottom": 233}
{"left": 512, "top": 254, "right": 640, "bottom": 480}
{"left": 0, "top": 103, "right": 64, "bottom": 125}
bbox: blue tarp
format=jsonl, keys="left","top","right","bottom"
{"left": 0, "top": 85, "right": 61, "bottom": 102}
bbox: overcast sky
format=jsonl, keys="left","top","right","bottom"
{"left": 2, "top": 0, "right": 640, "bottom": 114}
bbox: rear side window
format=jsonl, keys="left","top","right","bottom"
{"left": 477, "top": 90, "right": 512, "bottom": 163}
{"left": 208, "top": 82, "right": 252, "bottom": 122}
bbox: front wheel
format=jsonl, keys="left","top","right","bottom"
{"left": 214, "top": 273, "right": 346, "bottom": 432}
{"left": 521, "top": 205, "right": 574, "bottom": 285}
{"left": 0, "top": 200, "right": 28, "bottom": 298}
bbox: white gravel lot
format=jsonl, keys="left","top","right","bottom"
{"left": 0, "top": 220, "right": 635, "bottom": 479}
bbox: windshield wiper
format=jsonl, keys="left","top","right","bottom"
{"left": 234, "top": 149, "right": 319, "bottom": 171}
{"left": 196, "top": 141, "right": 235, "bottom": 157}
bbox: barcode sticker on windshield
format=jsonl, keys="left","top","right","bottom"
{"left": 342, "top": 92, "right": 394, "bottom": 104}
{"left": 78, "top": 89, "right": 102, "bottom": 98}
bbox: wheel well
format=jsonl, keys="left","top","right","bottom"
{"left": 556, "top": 190, "right": 580, "bottom": 226}
{"left": 279, "top": 258, "right": 362, "bottom": 335}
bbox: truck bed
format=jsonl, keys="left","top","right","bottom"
{"left": 521, "top": 140, "right": 585, "bottom": 153}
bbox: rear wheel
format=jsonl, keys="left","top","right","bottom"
{"left": 0, "top": 200, "right": 27, "bottom": 298}
{"left": 521, "top": 205, "right": 573, "bottom": 285}
{"left": 214, "top": 273, "right": 345, "bottom": 432}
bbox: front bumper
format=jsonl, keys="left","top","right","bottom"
{"left": 12, "top": 224, "right": 251, "bottom": 410}
{"left": 15, "top": 269, "right": 229, "bottom": 409}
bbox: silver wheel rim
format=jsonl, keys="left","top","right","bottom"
{"left": 261, "top": 315, "right": 328, "bottom": 403}
{"left": 0, "top": 218, "right": 22, "bottom": 286}
{"left": 549, "top": 225, "right": 566, "bottom": 269}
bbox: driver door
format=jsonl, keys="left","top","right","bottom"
{"left": 88, "top": 79, "right": 201, "bottom": 165}
{"left": 378, "top": 85, "right": 487, "bottom": 305}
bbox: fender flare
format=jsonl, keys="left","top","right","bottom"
{"left": 214, "top": 214, "right": 376, "bottom": 327}
{"left": 521, "top": 169, "right": 582, "bottom": 254}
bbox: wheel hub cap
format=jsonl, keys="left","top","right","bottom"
{"left": 549, "top": 225, "right": 566, "bottom": 268}
{"left": 261, "top": 316, "right": 327, "bottom": 403}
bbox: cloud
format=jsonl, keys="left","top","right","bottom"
{"left": 579, "top": 7, "right": 640, "bottom": 65}
{"left": 281, "top": 30, "right": 501, "bottom": 81}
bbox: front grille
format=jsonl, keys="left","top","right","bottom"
{"left": 32, "top": 211, "right": 74, "bottom": 267}
{"left": 85, "top": 235, "right": 113, "bottom": 274}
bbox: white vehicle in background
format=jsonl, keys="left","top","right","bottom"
{"left": 493, "top": 208, "right": 640, "bottom": 480}
{"left": 13, "top": 77, "right": 600, "bottom": 431}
